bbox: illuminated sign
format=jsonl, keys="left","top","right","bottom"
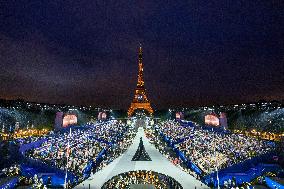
{"left": 101, "top": 112, "right": 107, "bottom": 119}
{"left": 62, "top": 114, "right": 77, "bottom": 127}
{"left": 98, "top": 112, "right": 107, "bottom": 120}
{"left": 176, "top": 112, "right": 183, "bottom": 120}
{"left": 205, "top": 114, "right": 219, "bottom": 126}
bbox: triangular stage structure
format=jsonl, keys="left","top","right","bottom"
{"left": 132, "top": 137, "right": 152, "bottom": 161}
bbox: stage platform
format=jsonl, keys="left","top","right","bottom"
{"left": 75, "top": 127, "right": 208, "bottom": 189}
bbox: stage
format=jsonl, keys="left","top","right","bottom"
{"left": 75, "top": 127, "right": 208, "bottom": 189}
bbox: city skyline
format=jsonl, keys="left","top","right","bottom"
{"left": 0, "top": 1, "right": 283, "bottom": 109}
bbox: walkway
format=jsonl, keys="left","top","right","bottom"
{"left": 75, "top": 127, "right": 208, "bottom": 189}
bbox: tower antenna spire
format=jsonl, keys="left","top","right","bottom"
{"left": 139, "top": 43, "right": 143, "bottom": 61}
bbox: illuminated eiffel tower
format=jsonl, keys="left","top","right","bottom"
{"left": 128, "top": 46, "right": 153, "bottom": 117}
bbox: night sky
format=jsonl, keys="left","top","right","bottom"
{"left": 0, "top": 1, "right": 283, "bottom": 109}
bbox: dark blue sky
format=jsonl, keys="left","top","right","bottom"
{"left": 0, "top": 1, "right": 283, "bottom": 109}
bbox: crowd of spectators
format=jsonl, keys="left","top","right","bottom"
{"left": 94, "top": 127, "right": 137, "bottom": 173}
{"left": 156, "top": 120, "right": 275, "bottom": 174}
{"left": 145, "top": 127, "right": 201, "bottom": 180}
{"left": 1, "top": 165, "right": 20, "bottom": 177}
{"left": 101, "top": 170, "right": 182, "bottom": 189}
{"left": 25, "top": 121, "right": 133, "bottom": 179}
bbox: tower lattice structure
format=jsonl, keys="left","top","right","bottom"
{"left": 128, "top": 46, "right": 153, "bottom": 116}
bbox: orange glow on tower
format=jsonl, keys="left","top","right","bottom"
{"left": 128, "top": 45, "right": 153, "bottom": 116}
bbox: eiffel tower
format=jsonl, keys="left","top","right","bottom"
{"left": 128, "top": 46, "right": 153, "bottom": 117}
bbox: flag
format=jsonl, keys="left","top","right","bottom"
{"left": 66, "top": 144, "right": 70, "bottom": 158}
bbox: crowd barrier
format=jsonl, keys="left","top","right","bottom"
{"left": 204, "top": 152, "right": 281, "bottom": 187}
{"left": 158, "top": 130, "right": 203, "bottom": 176}
{"left": 18, "top": 136, "right": 77, "bottom": 186}
{"left": 82, "top": 160, "right": 93, "bottom": 179}
{"left": 80, "top": 127, "right": 128, "bottom": 179}
{"left": 265, "top": 177, "right": 284, "bottom": 189}
{"left": 20, "top": 157, "right": 77, "bottom": 187}
{"left": 81, "top": 148, "right": 107, "bottom": 179}
{"left": 174, "top": 149, "right": 203, "bottom": 175}
{"left": 0, "top": 177, "right": 19, "bottom": 189}
{"left": 19, "top": 139, "right": 47, "bottom": 154}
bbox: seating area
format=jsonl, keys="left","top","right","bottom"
{"left": 26, "top": 129, "right": 104, "bottom": 177}
{"left": 22, "top": 121, "right": 136, "bottom": 187}
{"left": 156, "top": 120, "right": 275, "bottom": 174}
{"left": 153, "top": 120, "right": 279, "bottom": 187}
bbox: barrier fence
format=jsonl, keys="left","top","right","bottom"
{"left": 0, "top": 177, "right": 19, "bottom": 189}
{"left": 265, "top": 177, "right": 284, "bottom": 189}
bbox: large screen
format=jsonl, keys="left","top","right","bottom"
{"left": 62, "top": 114, "right": 77, "bottom": 127}
{"left": 176, "top": 112, "right": 183, "bottom": 120}
{"left": 205, "top": 114, "right": 219, "bottom": 126}
{"left": 98, "top": 112, "right": 107, "bottom": 120}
